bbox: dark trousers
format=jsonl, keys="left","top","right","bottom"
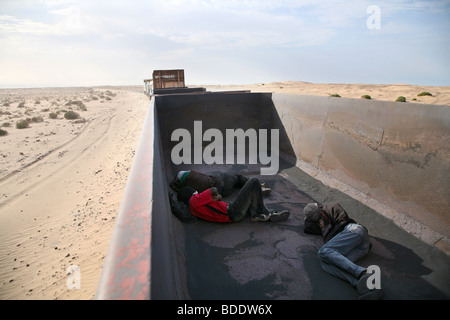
{"left": 227, "top": 178, "right": 270, "bottom": 222}
{"left": 219, "top": 173, "right": 249, "bottom": 197}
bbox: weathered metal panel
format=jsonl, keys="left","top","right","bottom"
{"left": 95, "top": 97, "right": 184, "bottom": 299}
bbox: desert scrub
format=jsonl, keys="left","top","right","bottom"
{"left": 49, "top": 112, "right": 58, "bottom": 119}
{"left": 2, "top": 122, "right": 11, "bottom": 127}
{"left": 396, "top": 96, "right": 406, "bottom": 102}
{"left": 105, "top": 90, "right": 116, "bottom": 97}
{"left": 16, "top": 119, "right": 29, "bottom": 129}
{"left": 31, "top": 116, "right": 44, "bottom": 123}
{"left": 417, "top": 92, "right": 432, "bottom": 96}
{"left": 361, "top": 95, "right": 371, "bottom": 99}
{"left": 72, "top": 118, "right": 86, "bottom": 124}
{"left": 0, "top": 128, "right": 8, "bottom": 136}
{"left": 65, "top": 100, "right": 87, "bottom": 111}
{"left": 329, "top": 94, "right": 341, "bottom": 97}
{"left": 64, "top": 110, "right": 79, "bottom": 120}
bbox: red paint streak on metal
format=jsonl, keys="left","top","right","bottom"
{"left": 118, "top": 277, "right": 136, "bottom": 300}
{"left": 122, "top": 238, "right": 145, "bottom": 266}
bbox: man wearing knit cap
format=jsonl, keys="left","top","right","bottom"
{"left": 303, "top": 202, "right": 382, "bottom": 300}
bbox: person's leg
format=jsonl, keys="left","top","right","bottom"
{"left": 218, "top": 173, "right": 238, "bottom": 197}
{"left": 318, "top": 224, "right": 368, "bottom": 287}
{"left": 220, "top": 173, "right": 270, "bottom": 198}
{"left": 345, "top": 224, "right": 371, "bottom": 263}
{"left": 234, "top": 174, "right": 249, "bottom": 188}
{"left": 319, "top": 260, "right": 358, "bottom": 286}
{"left": 227, "top": 178, "right": 289, "bottom": 222}
{"left": 227, "top": 178, "right": 270, "bottom": 222}
{"left": 219, "top": 173, "right": 250, "bottom": 197}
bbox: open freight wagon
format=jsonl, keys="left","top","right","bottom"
{"left": 96, "top": 82, "right": 450, "bottom": 300}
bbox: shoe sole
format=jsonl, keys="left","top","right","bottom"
{"left": 269, "top": 211, "right": 290, "bottom": 222}
{"left": 251, "top": 215, "right": 270, "bottom": 222}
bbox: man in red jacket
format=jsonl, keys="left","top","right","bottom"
{"left": 177, "top": 178, "right": 289, "bottom": 223}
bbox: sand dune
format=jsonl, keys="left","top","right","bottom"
{"left": 0, "top": 81, "right": 448, "bottom": 300}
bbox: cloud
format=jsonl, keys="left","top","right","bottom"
{"left": 49, "top": 5, "right": 81, "bottom": 30}
{"left": 0, "top": 0, "right": 449, "bottom": 87}
{"left": 0, "top": 15, "right": 55, "bottom": 34}
{"left": 38, "top": 0, "right": 78, "bottom": 6}
{"left": 0, "top": 3, "right": 81, "bottom": 36}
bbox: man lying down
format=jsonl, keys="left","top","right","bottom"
{"left": 170, "top": 169, "right": 271, "bottom": 197}
{"left": 169, "top": 175, "right": 289, "bottom": 223}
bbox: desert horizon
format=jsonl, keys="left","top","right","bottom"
{"left": 2, "top": 81, "right": 450, "bottom": 106}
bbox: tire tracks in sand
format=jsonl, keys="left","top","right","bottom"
{"left": 0, "top": 112, "right": 116, "bottom": 210}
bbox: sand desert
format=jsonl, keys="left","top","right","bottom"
{"left": 0, "top": 82, "right": 449, "bottom": 299}
{"left": 0, "top": 86, "right": 149, "bottom": 299}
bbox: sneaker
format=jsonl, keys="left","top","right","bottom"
{"left": 357, "top": 273, "right": 382, "bottom": 300}
{"left": 251, "top": 213, "right": 271, "bottom": 222}
{"left": 268, "top": 210, "right": 290, "bottom": 222}
{"left": 261, "top": 187, "right": 272, "bottom": 197}
{"left": 260, "top": 182, "right": 271, "bottom": 196}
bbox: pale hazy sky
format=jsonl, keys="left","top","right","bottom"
{"left": 0, "top": 0, "right": 449, "bottom": 88}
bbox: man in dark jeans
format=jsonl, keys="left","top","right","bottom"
{"left": 170, "top": 170, "right": 271, "bottom": 198}
{"left": 174, "top": 178, "right": 289, "bottom": 223}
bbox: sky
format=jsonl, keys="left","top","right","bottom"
{"left": 0, "top": 0, "right": 449, "bottom": 88}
